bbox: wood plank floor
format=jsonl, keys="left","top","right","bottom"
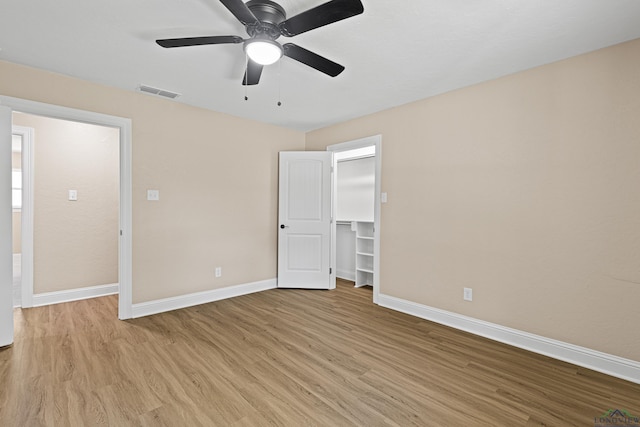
{"left": 1, "top": 279, "right": 638, "bottom": 426}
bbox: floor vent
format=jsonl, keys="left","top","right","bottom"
{"left": 137, "top": 85, "right": 181, "bottom": 99}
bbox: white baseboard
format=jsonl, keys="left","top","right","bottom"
{"left": 378, "top": 293, "right": 640, "bottom": 385}
{"left": 337, "top": 269, "right": 356, "bottom": 282}
{"left": 131, "top": 278, "right": 277, "bottom": 319}
{"left": 32, "top": 283, "right": 119, "bottom": 307}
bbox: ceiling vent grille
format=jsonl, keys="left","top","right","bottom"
{"left": 137, "top": 84, "right": 181, "bottom": 99}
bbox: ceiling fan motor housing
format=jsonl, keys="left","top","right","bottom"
{"left": 246, "top": 0, "right": 286, "bottom": 40}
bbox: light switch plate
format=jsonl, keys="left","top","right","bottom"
{"left": 68, "top": 190, "right": 78, "bottom": 201}
{"left": 381, "top": 192, "right": 388, "bottom": 203}
{"left": 147, "top": 189, "right": 160, "bottom": 201}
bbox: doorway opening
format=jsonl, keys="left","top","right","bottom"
{"left": 12, "top": 112, "right": 120, "bottom": 308}
{"left": 1, "top": 95, "right": 133, "bottom": 327}
{"left": 327, "top": 135, "right": 381, "bottom": 304}
{"left": 10, "top": 125, "right": 33, "bottom": 308}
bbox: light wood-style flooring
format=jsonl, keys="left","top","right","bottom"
{"left": 1, "top": 279, "right": 639, "bottom": 426}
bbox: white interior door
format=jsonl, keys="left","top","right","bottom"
{"left": 278, "top": 151, "right": 333, "bottom": 289}
{"left": 0, "top": 105, "right": 14, "bottom": 347}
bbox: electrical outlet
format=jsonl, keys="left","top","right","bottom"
{"left": 215, "top": 267, "right": 222, "bottom": 278}
{"left": 463, "top": 287, "right": 473, "bottom": 301}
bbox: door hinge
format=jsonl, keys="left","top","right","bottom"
{"left": 330, "top": 268, "right": 332, "bottom": 274}
{"left": 120, "top": 230, "right": 123, "bottom": 236}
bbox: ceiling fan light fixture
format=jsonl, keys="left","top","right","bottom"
{"left": 244, "top": 39, "right": 282, "bottom": 65}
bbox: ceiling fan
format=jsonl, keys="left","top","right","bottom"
{"left": 156, "top": 0, "right": 364, "bottom": 85}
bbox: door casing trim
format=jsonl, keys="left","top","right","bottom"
{"left": 0, "top": 95, "right": 133, "bottom": 319}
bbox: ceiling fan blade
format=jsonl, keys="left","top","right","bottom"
{"left": 283, "top": 43, "right": 345, "bottom": 77}
{"left": 219, "top": 0, "right": 260, "bottom": 26}
{"left": 279, "top": 0, "right": 364, "bottom": 37}
{"left": 156, "top": 36, "right": 244, "bottom": 48}
{"left": 242, "top": 59, "right": 263, "bottom": 85}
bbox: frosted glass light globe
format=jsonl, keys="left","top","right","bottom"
{"left": 245, "top": 40, "right": 282, "bottom": 65}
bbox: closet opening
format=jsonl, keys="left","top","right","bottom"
{"left": 328, "top": 135, "right": 381, "bottom": 304}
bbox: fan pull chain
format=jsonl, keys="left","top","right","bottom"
{"left": 276, "top": 58, "right": 282, "bottom": 107}
{"left": 244, "top": 52, "right": 249, "bottom": 101}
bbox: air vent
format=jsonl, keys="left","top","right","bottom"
{"left": 137, "top": 84, "right": 180, "bottom": 99}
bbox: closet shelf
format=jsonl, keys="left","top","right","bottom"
{"left": 355, "top": 221, "right": 375, "bottom": 288}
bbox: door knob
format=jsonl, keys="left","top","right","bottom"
{"left": 280, "top": 224, "right": 289, "bottom": 229}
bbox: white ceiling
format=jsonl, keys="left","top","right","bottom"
{"left": 2, "top": 0, "right": 640, "bottom": 132}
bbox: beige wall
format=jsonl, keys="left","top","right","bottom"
{"left": 12, "top": 152, "right": 20, "bottom": 168}
{"left": 306, "top": 38, "right": 640, "bottom": 362}
{"left": 0, "top": 60, "right": 305, "bottom": 302}
{"left": 3, "top": 38, "right": 638, "bottom": 362}
{"left": 12, "top": 113, "right": 119, "bottom": 293}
